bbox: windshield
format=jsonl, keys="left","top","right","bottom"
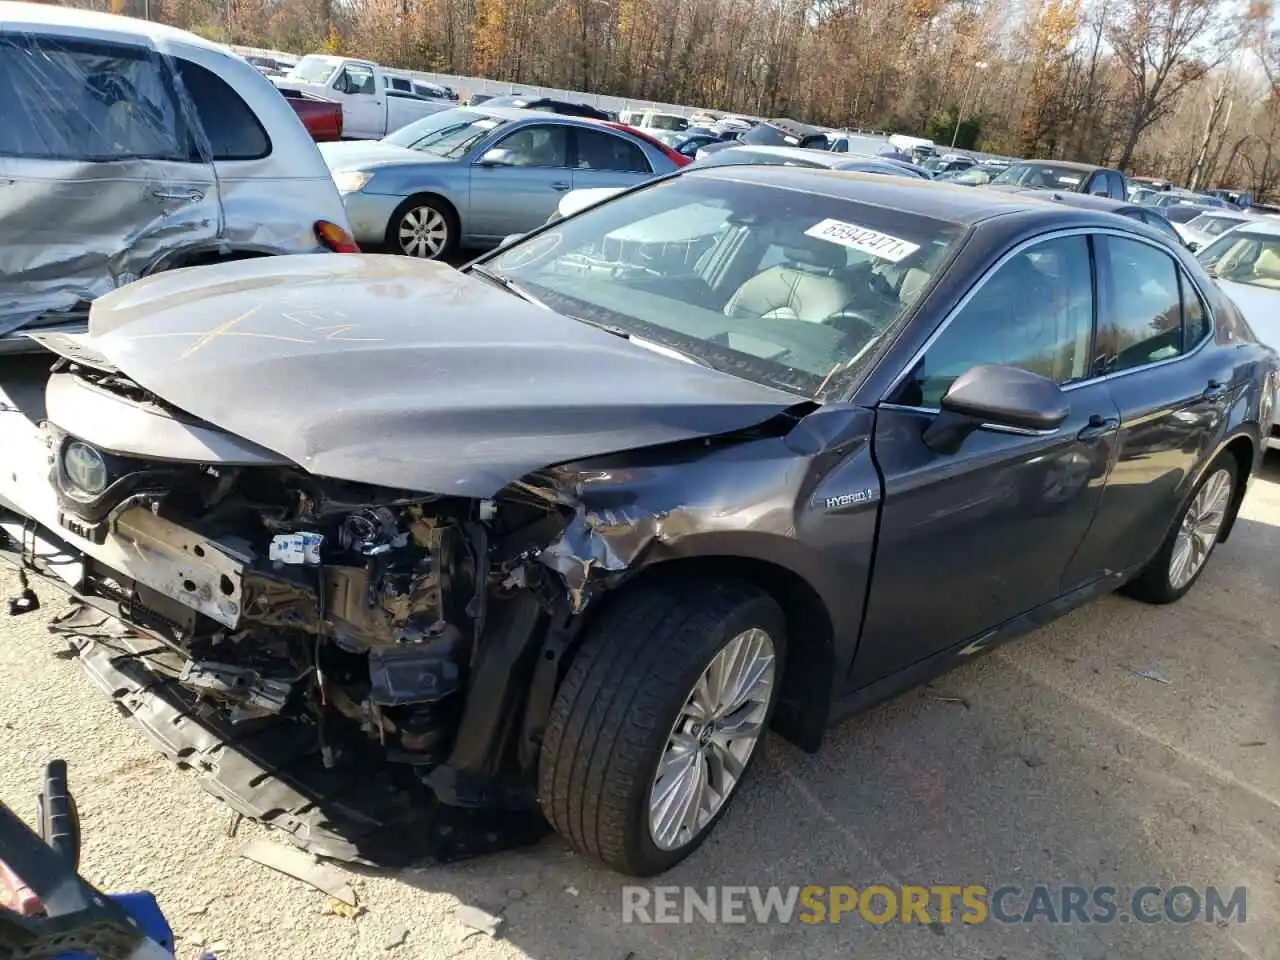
{"left": 646, "top": 113, "right": 688, "bottom": 131}
{"left": 483, "top": 175, "right": 963, "bottom": 398}
{"left": 1189, "top": 214, "right": 1244, "bottom": 237}
{"left": 383, "top": 109, "right": 507, "bottom": 156}
{"left": 990, "top": 163, "right": 1088, "bottom": 190}
{"left": 288, "top": 55, "right": 341, "bottom": 85}
{"left": 1197, "top": 229, "right": 1280, "bottom": 288}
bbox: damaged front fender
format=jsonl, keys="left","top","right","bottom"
{"left": 525, "top": 404, "right": 879, "bottom": 631}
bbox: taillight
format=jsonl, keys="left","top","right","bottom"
{"left": 315, "top": 220, "right": 360, "bottom": 253}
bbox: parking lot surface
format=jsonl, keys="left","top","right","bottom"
{"left": 1, "top": 458, "right": 1277, "bottom": 960}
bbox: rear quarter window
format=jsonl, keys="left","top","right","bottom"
{"left": 174, "top": 59, "right": 271, "bottom": 161}
{"left": 0, "top": 34, "right": 187, "bottom": 161}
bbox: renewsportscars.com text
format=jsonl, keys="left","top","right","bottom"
{"left": 621, "top": 884, "right": 1247, "bottom": 926}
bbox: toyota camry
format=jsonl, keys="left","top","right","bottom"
{"left": 1, "top": 167, "right": 1275, "bottom": 877}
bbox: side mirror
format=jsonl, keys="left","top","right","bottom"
{"left": 478, "top": 148, "right": 516, "bottom": 167}
{"left": 922, "top": 364, "right": 1069, "bottom": 454}
{"left": 331, "top": 73, "right": 350, "bottom": 94}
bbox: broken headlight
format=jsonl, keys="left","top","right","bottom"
{"left": 61, "top": 441, "right": 108, "bottom": 499}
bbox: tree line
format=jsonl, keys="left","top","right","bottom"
{"left": 58, "top": 0, "right": 1280, "bottom": 196}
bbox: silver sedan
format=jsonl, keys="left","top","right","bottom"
{"left": 320, "top": 107, "right": 682, "bottom": 259}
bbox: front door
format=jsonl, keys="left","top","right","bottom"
{"left": 854, "top": 233, "right": 1120, "bottom": 683}
{"left": 1063, "top": 233, "right": 1228, "bottom": 581}
{"left": 468, "top": 123, "right": 572, "bottom": 240}
{"left": 332, "top": 63, "right": 382, "bottom": 139}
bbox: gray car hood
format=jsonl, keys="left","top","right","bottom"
{"left": 318, "top": 140, "right": 446, "bottom": 172}
{"left": 61, "top": 254, "right": 802, "bottom": 497}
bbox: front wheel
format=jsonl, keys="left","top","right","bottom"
{"left": 538, "top": 578, "right": 784, "bottom": 876}
{"left": 387, "top": 197, "right": 457, "bottom": 260}
{"left": 1123, "top": 454, "right": 1238, "bottom": 604}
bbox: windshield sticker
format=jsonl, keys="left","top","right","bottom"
{"left": 1057, "top": 176, "right": 1082, "bottom": 185}
{"left": 784, "top": 135, "right": 800, "bottom": 145}
{"left": 804, "top": 219, "right": 921, "bottom": 262}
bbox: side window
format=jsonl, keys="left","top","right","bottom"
{"left": 1097, "top": 236, "right": 1183, "bottom": 373}
{"left": 895, "top": 235, "right": 1095, "bottom": 408}
{"left": 337, "top": 65, "right": 375, "bottom": 95}
{"left": 1086, "top": 172, "right": 1110, "bottom": 196}
{"left": 0, "top": 35, "right": 184, "bottom": 161}
{"left": 387, "top": 76, "right": 410, "bottom": 92}
{"left": 574, "top": 129, "right": 651, "bottom": 173}
{"left": 174, "top": 59, "right": 270, "bottom": 161}
{"left": 492, "top": 124, "right": 569, "bottom": 167}
{"left": 1181, "top": 273, "right": 1211, "bottom": 348}
{"left": 1109, "top": 172, "right": 1127, "bottom": 198}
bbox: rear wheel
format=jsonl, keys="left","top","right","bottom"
{"left": 1123, "top": 454, "right": 1237, "bottom": 604}
{"left": 538, "top": 577, "right": 784, "bottom": 876}
{"left": 387, "top": 196, "right": 457, "bottom": 260}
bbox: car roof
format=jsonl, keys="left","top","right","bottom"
{"left": 714, "top": 144, "right": 844, "bottom": 165}
{"left": 0, "top": 0, "right": 222, "bottom": 51}
{"left": 686, "top": 164, "right": 1106, "bottom": 226}
{"left": 1013, "top": 159, "right": 1112, "bottom": 173}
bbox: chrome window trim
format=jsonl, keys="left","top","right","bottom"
{"left": 878, "top": 402, "right": 1059, "bottom": 437}
{"left": 879, "top": 226, "right": 1218, "bottom": 404}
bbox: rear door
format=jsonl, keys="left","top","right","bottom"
{"left": 856, "top": 233, "right": 1120, "bottom": 682}
{"left": 570, "top": 127, "right": 654, "bottom": 192}
{"left": 467, "top": 122, "right": 572, "bottom": 239}
{"left": 0, "top": 29, "right": 218, "bottom": 338}
{"left": 1062, "top": 233, "right": 1227, "bottom": 582}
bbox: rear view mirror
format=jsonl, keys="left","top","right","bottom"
{"left": 923, "top": 364, "right": 1069, "bottom": 454}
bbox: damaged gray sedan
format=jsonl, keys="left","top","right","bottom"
{"left": 2, "top": 166, "right": 1276, "bottom": 876}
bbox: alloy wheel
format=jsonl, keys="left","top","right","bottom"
{"left": 648, "top": 627, "right": 776, "bottom": 852}
{"left": 397, "top": 205, "right": 449, "bottom": 258}
{"left": 1169, "top": 467, "right": 1232, "bottom": 590}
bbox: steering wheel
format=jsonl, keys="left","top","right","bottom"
{"left": 821, "top": 308, "right": 880, "bottom": 343}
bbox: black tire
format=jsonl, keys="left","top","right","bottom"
{"left": 385, "top": 195, "right": 458, "bottom": 260}
{"left": 1122, "top": 453, "right": 1239, "bottom": 604}
{"left": 538, "top": 577, "right": 785, "bottom": 876}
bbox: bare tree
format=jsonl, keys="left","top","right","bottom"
{"left": 1108, "top": 0, "right": 1237, "bottom": 169}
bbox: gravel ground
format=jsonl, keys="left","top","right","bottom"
{"left": 2, "top": 458, "right": 1278, "bottom": 960}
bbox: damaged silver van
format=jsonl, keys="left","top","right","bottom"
{"left": 0, "top": 1, "right": 355, "bottom": 351}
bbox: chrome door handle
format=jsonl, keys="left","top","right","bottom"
{"left": 1203, "top": 379, "right": 1228, "bottom": 401}
{"left": 151, "top": 188, "right": 205, "bottom": 202}
{"left": 551, "top": 181, "right": 571, "bottom": 191}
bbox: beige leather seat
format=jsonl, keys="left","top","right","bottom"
{"left": 723, "top": 238, "right": 853, "bottom": 323}
{"left": 1252, "top": 247, "right": 1280, "bottom": 285}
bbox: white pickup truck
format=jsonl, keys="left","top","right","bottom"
{"left": 276, "top": 55, "right": 453, "bottom": 139}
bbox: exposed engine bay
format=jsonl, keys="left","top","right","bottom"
{"left": 42, "top": 367, "right": 573, "bottom": 771}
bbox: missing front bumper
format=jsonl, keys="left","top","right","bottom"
{"left": 0, "top": 520, "right": 549, "bottom": 867}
